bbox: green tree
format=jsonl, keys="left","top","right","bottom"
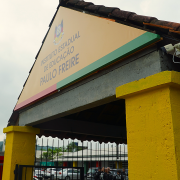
{"left": 66, "top": 142, "right": 84, "bottom": 152}
{"left": 41, "top": 147, "right": 64, "bottom": 160}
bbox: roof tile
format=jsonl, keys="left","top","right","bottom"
{"left": 128, "top": 13, "right": 157, "bottom": 25}
{"left": 98, "top": 6, "right": 119, "bottom": 16}
{"left": 66, "top": 0, "right": 80, "bottom": 6}
{"left": 85, "top": 4, "right": 105, "bottom": 12}
{"left": 111, "top": 9, "right": 135, "bottom": 20}
{"left": 76, "top": 1, "right": 94, "bottom": 9}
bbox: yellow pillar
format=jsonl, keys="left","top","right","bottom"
{"left": 73, "top": 161, "right": 77, "bottom": 167}
{"left": 2, "top": 126, "right": 40, "bottom": 180}
{"left": 116, "top": 71, "right": 180, "bottom": 180}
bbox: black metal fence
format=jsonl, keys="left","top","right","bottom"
{"left": 14, "top": 137, "right": 128, "bottom": 180}
{"left": 14, "top": 165, "right": 84, "bottom": 180}
{"left": 35, "top": 138, "right": 128, "bottom": 170}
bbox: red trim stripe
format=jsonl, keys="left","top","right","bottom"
{"left": 14, "top": 84, "right": 57, "bottom": 111}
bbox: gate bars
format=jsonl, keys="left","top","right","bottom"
{"left": 14, "top": 137, "right": 128, "bottom": 180}
{"left": 35, "top": 137, "right": 128, "bottom": 170}
{"left": 14, "top": 165, "right": 84, "bottom": 180}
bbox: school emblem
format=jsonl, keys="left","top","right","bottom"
{"left": 53, "top": 20, "right": 64, "bottom": 45}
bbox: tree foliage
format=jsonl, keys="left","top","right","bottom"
{"left": 66, "top": 142, "right": 83, "bottom": 152}
{"left": 40, "top": 142, "right": 85, "bottom": 159}
{"left": 41, "top": 147, "right": 64, "bottom": 160}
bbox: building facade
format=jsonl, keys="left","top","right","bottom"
{"left": 3, "top": 0, "right": 180, "bottom": 180}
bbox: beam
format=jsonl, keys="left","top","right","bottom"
{"left": 34, "top": 118, "right": 126, "bottom": 138}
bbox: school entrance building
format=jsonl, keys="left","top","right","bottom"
{"left": 3, "top": 0, "right": 180, "bottom": 179}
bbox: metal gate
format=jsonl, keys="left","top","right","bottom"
{"left": 35, "top": 138, "right": 127, "bottom": 168}
{"left": 14, "top": 165, "right": 84, "bottom": 180}
{"left": 14, "top": 137, "right": 128, "bottom": 180}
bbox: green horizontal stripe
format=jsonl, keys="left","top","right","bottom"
{"left": 57, "top": 32, "right": 160, "bottom": 90}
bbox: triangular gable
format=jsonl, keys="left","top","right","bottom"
{"left": 15, "top": 6, "right": 160, "bottom": 110}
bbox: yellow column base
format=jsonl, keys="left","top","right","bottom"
{"left": 2, "top": 126, "right": 40, "bottom": 180}
{"left": 116, "top": 71, "right": 180, "bottom": 180}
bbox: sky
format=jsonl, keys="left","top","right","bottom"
{"left": 0, "top": 0, "right": 180, "bottom": 143}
